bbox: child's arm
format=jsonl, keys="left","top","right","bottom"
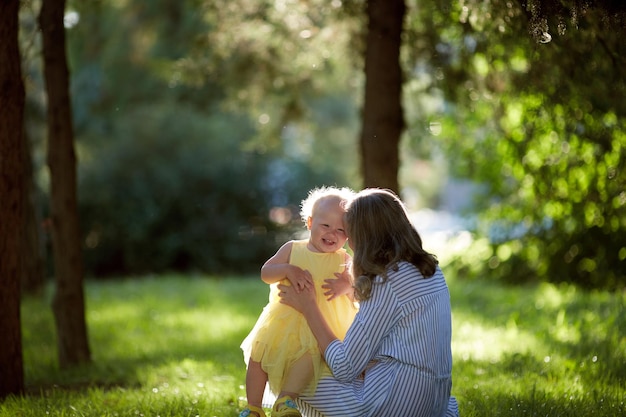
{"left": 261, "top": 241, "right": 313, "bottom": 292}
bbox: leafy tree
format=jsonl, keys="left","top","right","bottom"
{"left": 187, "top": 0, "right": 361, "bottom": 171}
{"left": 78, "top": 97, "right": 357, "bottom": 275}
{"left": 63, "top": 0, "right": 359, "bottom": 276}
{"left": 26, "top": 0, "right": 626, "bottom": 288}
{"left": 193, "top": 0, "right": 409, "bottom": 193}
{"left": 403, "top": 0, "right": 626, "bottom": 289}
{"left": 80, "top": 105, "right": 266, "bottom": 274}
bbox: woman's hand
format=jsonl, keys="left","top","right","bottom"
{"left": 278, "top": 283, "right": 316, "bottom": 313}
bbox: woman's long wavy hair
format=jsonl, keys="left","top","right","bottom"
{"left": 346, "top": 189, "right": 438, "bottom": 301}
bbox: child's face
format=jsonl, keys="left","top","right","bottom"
{"left": 306, "top": 199, "right": 348, "bottom": 253}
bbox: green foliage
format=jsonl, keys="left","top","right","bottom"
{"left": 187, "top": 0, "right": 363, "bottom": 160}
{"left": 63, "top": 0, "right": 359, "bottom": 276}
{"left": 78, "top": 104, "right": 276, "bottom": 275}
{"left": 403, "top": 0, "right": 626, "bottom": 289}
{"left": 77, "top": 100, "right": 354, "bottom": 276}
{"left": 9, "top": 274, "right": 625, "bottom": 416}
{"left": 35, "top": 0, "right": 625, "bottom": 287}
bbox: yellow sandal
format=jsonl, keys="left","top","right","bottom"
{"left": 271, "top": 396, "right": 301, "bottom": 417}
{"left": 239, "top": 404, "right": 266, "bottom": 417}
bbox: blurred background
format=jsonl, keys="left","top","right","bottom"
{"left": 18, "top": 0, "right": 625, "bottom": 289}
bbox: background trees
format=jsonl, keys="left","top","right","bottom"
{"left": 69, "top": 0, "right": 360, "bottom": 276}
{"left": 3, "top": 0, "right": 624, "bottom": 396}
{"left": 3, "top": 0, "right": 623, "bottom": 404}
{"left": 414, "top": 0, "right": 626, "bottom": 288}
{"left": 16, "top": 0, "right": 625, "bottom": 291}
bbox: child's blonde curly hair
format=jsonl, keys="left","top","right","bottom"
{"left": 299, "top": 186, "right": 355, "bottom": 226}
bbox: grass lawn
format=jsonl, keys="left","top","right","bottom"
{"left": 3, "top": 271, "right": 625, "bottom": 416}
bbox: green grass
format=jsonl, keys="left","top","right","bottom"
{"left": 2, "top": 272, "right": 625, "bottom": 416}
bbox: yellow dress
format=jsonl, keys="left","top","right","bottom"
{"left": 240, "top": 240, "right": 358, "bottom": 396}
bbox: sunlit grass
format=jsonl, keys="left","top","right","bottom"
{"left": 4, "top": 272, "right": 625, "bottom": 416}
{"left": 13, "top": 275, "right": 263, "bottom": 416}
{"left": 450, "top": 277, "right": 626, "bottom": 416}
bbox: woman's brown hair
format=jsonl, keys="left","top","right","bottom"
{"left": 345, "top": 189, "right": 438, "bottom": 301}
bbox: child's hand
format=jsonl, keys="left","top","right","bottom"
{"left": 322, "top": 268, "right": 354, "bottom": 301}
{"left": 287, "top": 266, "right": 314, "bottom": 293}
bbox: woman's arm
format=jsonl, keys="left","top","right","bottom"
{"left": 282, "top": 271, "right": 402, "bottom": 382}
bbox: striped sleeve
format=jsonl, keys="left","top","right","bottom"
{"left": 324, "top": 278, "right": 400, "bottom": 381}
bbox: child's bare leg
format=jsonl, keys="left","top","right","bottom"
{"left": 245, "top": 360, "right": 267, "bottom": 410}
{"left": 278, "top": 353, "right": 313, "bottom": 399}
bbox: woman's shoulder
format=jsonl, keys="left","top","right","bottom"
{"left": 395, "top": 261, "right": 442, "bottom": 274}
{"left": 391, "top": 262, "right": 445, "bottom": 285}
{"left": 406, "top": 262, "right": 447, "bottom": 286}
{"left": 391, "top": 261, "right": 419, "bottom": 274}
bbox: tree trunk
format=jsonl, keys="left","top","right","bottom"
{"left": 359, "top": 0, "right": 406, "bottom": 195}
{"left": 39, "top": 0, "right": 91, "bottom": 368}
{"left": 0, "top": 0, "right": 26, "bottom": 399}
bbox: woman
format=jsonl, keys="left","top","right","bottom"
{"left": 278, "top": 188, "right": 459, "bottom": 417}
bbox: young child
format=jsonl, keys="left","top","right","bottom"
{"left": 239, "top": 186, "right": 358, "bottom": 417}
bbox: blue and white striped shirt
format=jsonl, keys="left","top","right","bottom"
{"left": 297, "top": 262, "right": 459, "bottom": 417}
